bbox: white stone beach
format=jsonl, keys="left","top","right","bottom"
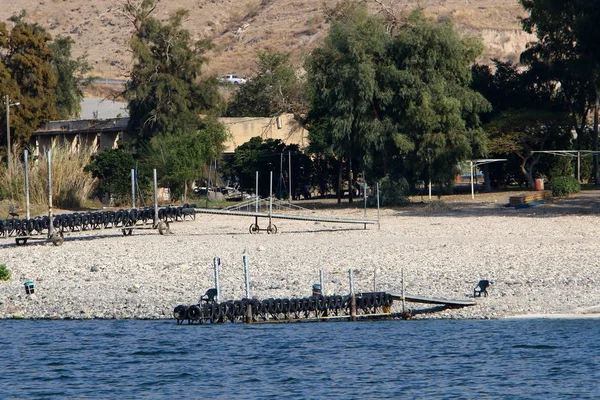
{"left": 2, "top": 193, "right": 600, "bottom": 320}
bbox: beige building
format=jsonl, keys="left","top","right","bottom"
{"left": 31, "top": 114, "right": 308, "bottom": 156}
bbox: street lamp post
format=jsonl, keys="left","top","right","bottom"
{"left": 5, "top": 95, "right": 20, "bottom": 170}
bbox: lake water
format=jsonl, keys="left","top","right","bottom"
{"left": 1, "top": 319, "right": 599, "bottom": 399}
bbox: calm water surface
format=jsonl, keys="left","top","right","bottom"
{"left": 1, "top": 319, "right": 599, "bottom": 399}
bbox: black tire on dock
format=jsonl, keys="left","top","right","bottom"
{"left": 186, "top": 305, "right": 201, "bottom": 320}
{"left": 173, "top": 305, "right": 188, "bottom": 320}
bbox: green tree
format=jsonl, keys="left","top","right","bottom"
{"left": 306, "top": 6, "right": 489, "bottom": 201}
{"left": 0, "top": 13, "right": 58, "bottom": 146}
{"left": 144, "top": 118, "right": 228, "bottom": 201}
{"left": 223, "top": 137, "right": 312, "bottom": 199}
{"left": 124, "top": 1, "right": 222, "bottom": 145}
{"left": 85, "top": 146, "right": 137, "bottom": 204}
{"left": 49, "top": 36, "right": 92, "bottom": 119}
{"left": 520, "top": 0, "right": 600, "bottom": 182}
{"left": 225, "top": 52, "right": 305, "bottom": 117}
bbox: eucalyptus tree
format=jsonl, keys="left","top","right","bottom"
{"left": 124, "top": 0, "right": 222, "bottom": 144}
{"left": 306, "top": 5, "right": 490, "bottom": 202}
{"left": 225, "top": 51, "right": 305, "bottom": 118}
{"left": 0, "top": 14, "right": 59, "bottom": 145}
{"left": 520, "top": 0, "right": 600, "bottom": 182}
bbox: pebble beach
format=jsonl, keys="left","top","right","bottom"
{"left": 2, "top": 194, "right": 600, "bottom": 320}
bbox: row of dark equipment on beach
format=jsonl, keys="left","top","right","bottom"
{"left": 0, "top": 204, "right": 198, "bottom": 239}
{"left": 173, "top": 291, "right": 395, "bottom": 325}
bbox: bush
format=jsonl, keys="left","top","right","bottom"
{"left": 550, "top": 176, "right": 580, "bottom": 197}
{"left": 367, "top": 175, "right": 410, "bottom": 207}
{"left": 0, "top": 264, "right": 11, "bottom": 281}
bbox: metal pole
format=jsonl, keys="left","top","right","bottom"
{"left": 349, "top": 269, "right": 355, "bottom": 294}
{"left": 288, "top": 151, "right": 292, "bottom": 202}
{"left": 131, "top": 169, "right": 135, "bottom": 209}
{"left": 243, "top": 251, "right": 250, "bottom": 299}
{"left": 377, "top": 182, "right": 380, "bottom": 230}
{"left": 401, "top": 268, "right": 406, "bottom": 314}
{"left": 47, "top": 151, "right": 53, "bottom": 237}
{"left": 24, "top": 150, "right": 30, "bottom": 219}
{"left": 349, "top": 269, "right": 356, "bottom": 321}
{"left": 363, "top": 172, "right": 367, "bottom": 218}
{"left": 470, "top": 160, "right": 475, "bottom": 200}
{"left": 5, "top": 95, "right": 10, "bottom": 172}
{"left": 576, "top": 151, "right": 581, "bottom": 182}
{"left": 255, "top": 171, "right": 259, "bottom": 212}
{"left": 269, "top": 171, "right": 273, "bottom": 216}
{"left": 153, "top": 169, "right": 159, "bottom": 226}
{"left": 373, "top": 269, "right": 376, "bottom": 292}
{"left": 319, "top": 269, "right": 324, "bottom": 296}
{"left": 213, "top": 256, "right": 221, "bottom": 303}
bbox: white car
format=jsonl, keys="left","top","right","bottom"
{"left": 219, "top": 74, "right": 247, "bottom": 85}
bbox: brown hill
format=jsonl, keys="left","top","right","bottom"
{"left": 0, "top": 0, "right": 534, "bottom": 80}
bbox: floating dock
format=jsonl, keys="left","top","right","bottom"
{"left": 173, "top": 291, "right": 476, "bottom": 325}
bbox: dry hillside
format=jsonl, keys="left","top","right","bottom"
{"left": 0, "top": 0, "right": 534, "bottom": 80}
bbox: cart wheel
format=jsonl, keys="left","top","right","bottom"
{"left": 266, "top": 224, "right": 278, "bottom": 234}
{"left": 158, "top": 221, "right": 170, "bottom": 235}
{"left": 249, "top": 223, "right": 259, "bottom": 234}
{"left": 49, "top": 232, "right": 64, "bottom": 246}
{"left": 16, "top": 238, "right": 28, "bottom": 246}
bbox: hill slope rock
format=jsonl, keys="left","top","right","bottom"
{"left": 0, "top": 0, "right": 533, "bottom": 79}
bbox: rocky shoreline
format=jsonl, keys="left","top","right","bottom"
{"left": 2, "top": 197, "right": 600, "bottom": 321}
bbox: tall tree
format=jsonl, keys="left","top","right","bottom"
{"left": 0, "top": 13, "right": 58, "bottom": 145}
{"left": 144, "top": 118, "right": 228, "bottom": 201}
{"left": 225, "top": 51, "right": 305, "bottom": 118}
{"left": 306, "top": 6, "right": 489, "bottom": 202}
{"left": 49, "top": 36, "right": 92, "bottom": 119}
{"left": 124, "top": 1, "right": 221, "bottom": 144}
{"left": 520, "top": 0, "right": 600, "bottom": 182}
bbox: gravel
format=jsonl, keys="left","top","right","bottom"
{"left": 2, "top": 202, "right": 600, "bottom": 320}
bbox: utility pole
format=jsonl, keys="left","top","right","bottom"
{"left": 5, "top": 95, "right": 20, "bottom": 173}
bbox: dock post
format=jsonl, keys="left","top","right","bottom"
{"left": 319, "top": 269, "right": 324, "bottom": 295}
{"left": 131, "top": 169, "right": 136, "bottom": 209}
{"left": 402, "top": 268, "right": 406, "bottom": 315}
{"left": 246, "top": 303, "right": 252, "bottom": 324}
{"left": 47, "top": 150, "right": 53, "bottom": 237}
{"left": 213, "top": 257, "right": 221, "bottom": 303}
{"left": 349, "top": 269, "right": 356, "bottom": 321}
{"left": 24, "top": 150, "right": 30, "bottom": 220}
{"left": 153, "top": 169, "right": 159, "bottom": 226}
{"left": 243, "top": 251, "right": 251, "bottom": 299}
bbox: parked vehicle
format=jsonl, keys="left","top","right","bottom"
{"left": 219, "top": 74, "right": 247, "bottom": 85}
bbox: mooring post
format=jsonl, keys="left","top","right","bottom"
{"left": 24, "top": 150, "right": 30, "bottom": 220}
{"left": 213, "top": 256, "right": 221, "bottom": 303}
{"left": 319, "top": 269, "right": 324, "bottom": 295}
{"left": 349, "top": 269, "right": 356, "bottom": 321}
{"left": 243, "top": 251, "right": 250, "bottom": 299}
{"left": 255, "top": 171, "right": 259, "bottom": 212}
{"left": 131, "top": 169, "right": 136, "bottom": 209}
{"left": 153, "top": 169, "right": 158, "bottom": 227}
{"left": 243, "top": 250, "right": 252, "bottom": 323}
{"left": 47, "top": 150, "right": 53, "bottom": 237}
{"left": 402, "top": 268, "right": 406, "bottom": 315}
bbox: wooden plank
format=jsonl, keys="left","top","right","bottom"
{"left": 388, "top": 293, "right": 476, "bottom": 307}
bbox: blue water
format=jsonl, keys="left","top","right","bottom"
{"left": 1, "top": 319, "right": 599, "bottom": 399}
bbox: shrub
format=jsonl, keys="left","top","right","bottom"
{"left": 550, "top": 176, "right": 580, "bottom": 197}
{"left": 367, "top": 175, "right": 410, "bottom": 207}
{"left": 0, "top": 264, "right": 11, "bottom": 281}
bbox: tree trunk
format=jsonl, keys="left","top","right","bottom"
{"left": 348, "top": 158, "right": 354, "bottom": 203}
{"left": 594, "top": 92, "right": 599, "bottom": 184}
{"left": 337, "top": 159, "right": 342, "bottom": 205}
{"left": 483, "top": 164, "right": 491, "bottom": 192}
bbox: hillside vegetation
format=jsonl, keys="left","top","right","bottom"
{"left": 0, "top": 0, "right": 532, "bottom": 79}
